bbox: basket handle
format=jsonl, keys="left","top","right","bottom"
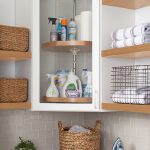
{"left": 58, "top": 121, "right": 64, "bottom": 131}
{"left": 94, "top": 120, "right": 101, "bottom": 132}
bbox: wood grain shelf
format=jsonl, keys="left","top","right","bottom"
{"left": 43, "top": 96, "right": 92, "bottom": 103}
{"left": 0, "top": 50, "right": 31, "bottom": 60}
{"left": 42, "top": 41, "right": 92, "bottom": 48}
{"left": 102, "top": 0, "right": 150, "bottom": 9}
{"left": 0, "top": 102, "right": 31, "bottom": 110}
{"left": 102, "top": 102, "right": 150, "bottom": 113}
{"left": 101, "top": 44, "right": 150, "bottom": 58}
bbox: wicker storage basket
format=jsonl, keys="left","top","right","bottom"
{"left": 0, "top": 25, "right": 29, "bottom": 52}
{"left": 0, "top": 78, "right": 28, "bottom": 103}
{"left": 58, "top": 120, "right": 101, "bottom": 150}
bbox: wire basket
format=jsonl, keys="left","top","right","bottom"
{"left": 58, "top": 120, "right": 101, "bottom": 150}
{"left": 111, "top": 65, "right": 150, "bottom": 104}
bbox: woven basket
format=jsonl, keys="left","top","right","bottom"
{"left": 0, "top": 78, "right": 28, "bottom": 103}
{"left": 0, "top": 25, "right": 29, "bottom": 52}
{"left": 58, "top": 120, "right": 101, "bottom": 150}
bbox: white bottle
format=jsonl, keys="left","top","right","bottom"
{"left": 61, "top": 71, "right": 82, "bottom": 98}
{"left": 46, "top": 74, "right": 59, "bottom": 98}
{"left": 84, "top": 71, "right": 92, "bottom": 98}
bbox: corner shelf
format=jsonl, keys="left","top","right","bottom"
{"left": 102, "top": 0, "right": 150, "bottom": 9}
{"left": 0, "top": 102, "right": 31, "bottom": 110}
{"left": 42, "top": 41, "right": 92, "bottom": 48}
{"left": 0, "top": 50, "right": 31, "bottom": 61}
{"left": 43, "top": 96, "right": 92, "bottom": 103}
{"left": 102, "top": 102, "right": 150, "bottom": 113}
{"left": 101, "top": 44, "right": 150, "bottom": 58}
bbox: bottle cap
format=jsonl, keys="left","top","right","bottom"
{"left": 61, "top": 19, "right": 67, "bottom": 26}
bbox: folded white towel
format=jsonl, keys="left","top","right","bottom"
{"left": 134, "top": 35, "right": 150, "bottom": 45}
{"left": 124, "top": 27, "right": 133, "bottom": 39}
{"left": 132, "top": 23, "right": 150, "bottom": 36}
{"left": 112, "top": 87, "right": 150, "bottom": 104}
{"left": 111, "top": 29, "right": 125, "bottom": 41}
{"left": 124, "top": 38, "right": 134, "bottom": 47}
{"left": 112, "top": 40, "right": 125, "bottom": 48}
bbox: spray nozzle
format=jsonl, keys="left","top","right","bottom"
{"left": 48, "top": 18, "right": 57, "bottom": 24}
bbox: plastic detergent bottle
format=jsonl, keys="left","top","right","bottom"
{"left": 84, "top": 71, "right": 92, "bottom": 98}
{"left": 46, "top": 74, "right": 59, "bottom": 97}
{"left": 68, "top": 18, "right": 76, "bottom": 40}
{"left": 61, "top": 71, "right": 82, "bottom": 98}
{"left": 81, "top": 69, "right": 88, "bottom": 97}
{"left": 48, "top": 18, "right": 57, "bottom": 41}
{"left": 61, "top": 18, "right": 67, "bottom": 41}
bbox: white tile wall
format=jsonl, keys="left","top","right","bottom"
{"left": 1, "top": 111, "right": 150, "bottom": 150}
{"left": 0, "top": 111, "right": 84, "bottom": 150}
{"left": 85, "top": 112, "right": 150, "bottom": 150}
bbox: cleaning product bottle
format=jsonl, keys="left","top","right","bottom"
{"left": 61, "top": 71, "right": 82, "bottom": 98}
{"left": 57, "top": 18, "right": 62, "bottom": 41}
{"left": 48, "top": 18, "right": 58, "bottom": 41}
{"left": 46, "top": 74, "right": 59, "bottom": 97}
{"left": 81, "top": 69, "right": 88, "bottom": 97}
{"left": 61, "top": 18, "right": 67, "bottom": 41}
{"left": 68, "top": 18, "right": 76, "bottom": 40}
{"left": 84, "top": 71, "right": 92, "bottom": 98}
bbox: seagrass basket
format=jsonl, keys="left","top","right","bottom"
{"left": 0, "top": 78, "right": 28, "bottom": 103}
{"left": 58, "top": 120, "right": 101, "bottom": 150}
{"left": 0, "top": 25, "right": 29, "bottom": 52}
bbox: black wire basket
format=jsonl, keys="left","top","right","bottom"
{"left": 111, "top": 65, "right": 150, "bottom": 104}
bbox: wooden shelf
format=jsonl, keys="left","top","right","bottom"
{"left": 0, "top": 50, "right": 31, "bottom": 60}
{"left": 102, "top": 102, "right": 150, "bottom": 113}
{"left": 102, "top": 0, "right": 150, "bottom": 9}
{"left": 101, "top": 44, "right": 150, "bottom": 58}
{"left": 43, "top": 96, "right": 92, "bottom": 103}
{"left": 42, "top": 41, "right": 92, "bottom": 48}
{"left": 0, "top": 102, "right": 31, "bottom": 110}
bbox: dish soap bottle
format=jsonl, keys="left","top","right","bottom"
{"left": 46, "top": 74, "right": 59, "bottom": 97}
{"left": 61, "top": 71, "right": 82, "bottom": 98}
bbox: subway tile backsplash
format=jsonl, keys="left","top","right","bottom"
{"left": 0, "top": 111, "right": 150, "bottom": 150}
{"left": 0, "top": 111, "right": 84, "bottom": 150}
{"left": 85, "top": 112, "right": 150, "bottom": 150}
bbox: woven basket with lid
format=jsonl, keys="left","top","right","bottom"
{"left": 0, "top": 25, "right": 29, "bottom": 52}
{"left": 58, "top": 120, "right": 101, "bottom": 150}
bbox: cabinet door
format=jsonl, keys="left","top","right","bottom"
{"left": 32, "top": 0, "right": 100, "bottom": 112}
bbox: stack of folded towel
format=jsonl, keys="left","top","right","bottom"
{"left": 111, "top": 23, "right": 150, "bottom": 48}
{"left": 112, "top": 86, "right": 150, "bottom": 104}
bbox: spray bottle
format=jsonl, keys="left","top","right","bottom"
{"left": 46, "top": 74, "right": 59, "bottom": 98}
{"left": 48, "top": 18, "right": 58, "bottom": 41}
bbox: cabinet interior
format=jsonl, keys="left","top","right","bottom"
{"left": 40, "top": 0, "right": 92, "bottom": 102}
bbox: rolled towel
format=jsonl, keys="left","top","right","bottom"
{"left": 112, "top": 40, "right": 125, "bottom": 48}
{"left": 134, "top": 35, "right": 150, "bottom": 45}
{"left": 111, "top": 29, "right": 125, "bottom": 41}
{"left": 124, "top": 27, "right": 133, "bottom": 39}
{"left": 124, "top": 38, "right": 134, "bottom": 47}
{"left": 132, "top": 23, "right": 150, "bottom": 36}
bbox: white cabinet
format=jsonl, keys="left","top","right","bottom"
{"left": 32, "top": 0, "right": 101, "bottom": 112}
